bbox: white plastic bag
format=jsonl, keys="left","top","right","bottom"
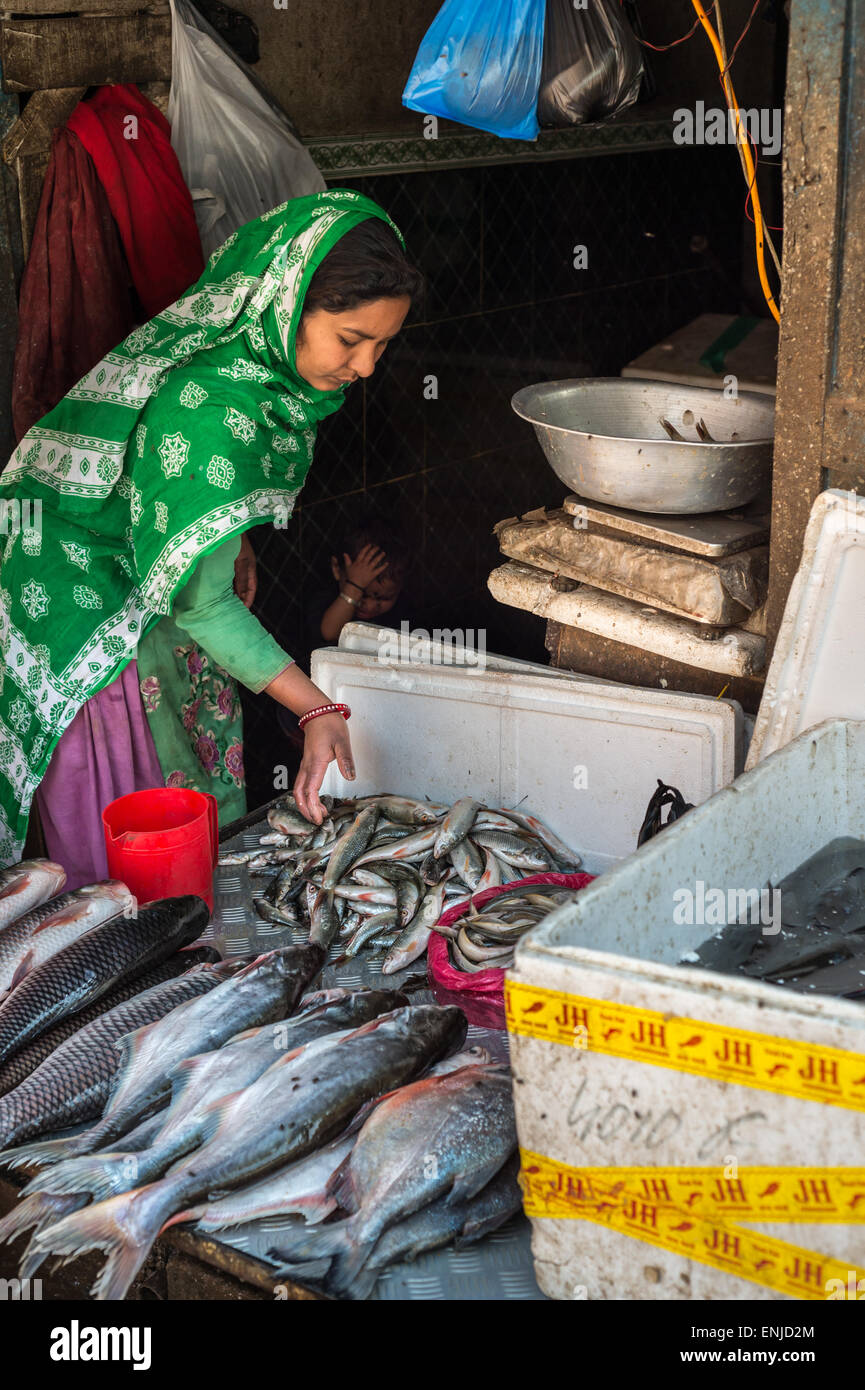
{"left": 167, "top": 0, "right": 325, "bottom": 258}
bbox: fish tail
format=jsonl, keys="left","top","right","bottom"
{"left": 268, "top": 1215, "right": 356, "bottom": 1265}
{"left": 19, "top": 1196, "right": 90, "bottom": 1279}
{"left": 326, "top": 1230, "right": 380, "bottom": 1296}
{"left": 0, "top": 1190, "right": 83, "bottom": 1247}
{"left": 25, "top": 1150, "right": 146, "bottom": 1203}
{"left": 1, "top": 1131, "right": 94, "bottom": 1174}
{"left": 27, "top": 1181, "right": 180, "bottom": 1301}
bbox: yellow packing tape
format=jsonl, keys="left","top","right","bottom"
{"left": 520, "top": 1150, "right": 865, "bottom": 1300}
{"left": 506, "top": 979, "right": 865, "bottom": 1112}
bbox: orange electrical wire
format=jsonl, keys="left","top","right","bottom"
{"left": 690, "top": 0, "right": 781, "bottom": 323}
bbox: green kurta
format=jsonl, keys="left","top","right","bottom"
{"left": 136, "top": 535, "right": 291, "bottom": 821}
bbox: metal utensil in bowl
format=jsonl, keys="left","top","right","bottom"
{"left": 511, "top": 378, "right": 775, "bottom": 515}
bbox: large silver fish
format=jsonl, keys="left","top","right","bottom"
{"left": 273, "top": 1156, "right": 523, "bottom": 1300}
{"left": 0, "top": 860, "right": 67, "bottom": 932}
{"left": 31, "top": 987, "right": 408, "bottom": 1201}
{"left": 10, "top": 942, "right": 325, "bottom": 1169}
{"left": 27, "top": 1003, "right": 467, "bottom": 1299}
{"left": 0, "top": 881, "right": 135, "bottom": 996}
{"left": 0, "top": 960, "right": 239, "bottom": 1152}
{"left": 272, "top": 1063, "right": 516, "bottom": 1295}
{"left": 173, "top": 1046, "right": 493, "bottom": 1237}
{"left": 0, "top": 896, "right": 209, "bottom": 1069}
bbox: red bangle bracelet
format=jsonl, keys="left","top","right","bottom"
{"left": 298, "top": 702, "right": 351, "bottom": 729}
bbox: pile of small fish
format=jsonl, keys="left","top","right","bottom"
{"left": 221, "top": 793, "right": 581, "bottom": 974}
{"left": 0, "top": 943, "right": 519, "bottom": 1300}
{"left": 683, "top": 837, "right": 865, "bottom": 998}
{"left": 435, "top": 884, "right": 585, "bottom": 973}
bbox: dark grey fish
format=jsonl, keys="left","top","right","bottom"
{"left": 27, "top": 1003, "right": 467, "bottom": 1299}
{"left": 0, "top": 895, "right": 210, "bottom": 1068}
{"left": 0, "top": 960, "right": 240, "bottom": 1152}
{"left": 0, "top": 945, "right": 221, "bottom": 1098}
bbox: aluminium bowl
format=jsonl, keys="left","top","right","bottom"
{"left": 511, "top": 378, "right": 775, "bottom": 515}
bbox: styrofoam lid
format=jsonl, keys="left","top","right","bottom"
{"left": 311, "top": 648, "right": 738, "bottom": 872}
{"left": 748, "top": 490, "right": 865, "bottom": 767}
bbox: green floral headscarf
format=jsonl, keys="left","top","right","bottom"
{"left": 0, "top": 188, "right": 402, "bottom": 863}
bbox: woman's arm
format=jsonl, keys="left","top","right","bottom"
{"left": 173, "top": 536, "right": 354, "bottom": 823}
{"left": 261, "top": 665, "right": 354, "bottom": 823}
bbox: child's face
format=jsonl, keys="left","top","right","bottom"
{"left": 332, "top": 555, "right": 402, "bottom": 620}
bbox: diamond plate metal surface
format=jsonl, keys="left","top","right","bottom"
{"left": 202, "top": 815, "right": 547, "bottom": 1301}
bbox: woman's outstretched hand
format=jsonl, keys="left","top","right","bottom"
{"left": 294, "top": 713, "right": 355, "bottom": 824}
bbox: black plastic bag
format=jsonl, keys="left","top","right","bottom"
{"left": 637, "top": 780, "right": 694, "bottom": 848}
{"left": 538, "top": 0, "right": 644, "bottom": 126}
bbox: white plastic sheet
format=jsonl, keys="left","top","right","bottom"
{"left": 167, "top": 0, "right": 325, "bottom": 258}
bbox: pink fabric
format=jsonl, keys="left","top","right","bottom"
{"left": 35, "top": 661, "right": 164, "bottom": 890}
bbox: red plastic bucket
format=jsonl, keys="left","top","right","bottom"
{"left": 102, "top": 787, "right": 219, "bottom": 913}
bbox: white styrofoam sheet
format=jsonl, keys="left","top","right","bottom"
{"left": 337, "top": 620, "right": 621, "bottom": 684}
{"left": 311, "top": 648, "right": 738, "bottom": 872}
{"left": 748, "top": 489, "right": 865, "bottom": 768}
{"left": 511, "top": 717, "right": 865, "bottom": 1299}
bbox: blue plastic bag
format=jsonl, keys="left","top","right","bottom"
{"left": 402, "top": 0, "right": 546, "bottom": 142}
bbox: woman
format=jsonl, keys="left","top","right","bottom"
{"left": 0, "top": 189, "right": 422, "bottom": 883}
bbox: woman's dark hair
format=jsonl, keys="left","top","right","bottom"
{"left": 340, "top": 512, "right": 411, "bottom": 580}
{"left": 303, "top": 218, "right": 424, "bottom": 316}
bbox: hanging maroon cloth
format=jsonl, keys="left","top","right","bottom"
{"left": 11, "top": 128, "right": 136, "bottom": 445}
{"left": 67, "top": 84, "right": 204, "bottom": 318}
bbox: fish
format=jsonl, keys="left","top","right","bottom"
{"left": 495, "top": 809, "right": 582, "bottom": 871}
{"left": 32, "top": 988, "right": 408, "bottom": 1202}
{"left": 175, "top": 1132, "right": 357, "bottom": 1234}
{"left": 26, "top": 1003, "right": 467, "bottom": 1299}
{"left": 0, "top": 946, "right": 222, "bottom": 1098}
{"left": 381, "top": 881, "right": 447, "bottom": 975}
{"left": 352, "top": 825, "right": 438, "bottom": 868}
{"left": 253, "top": 898, "right": 302, "bottom": 928}
{"left": 0, "top": 881, "right": 136, "bottom": 996}
{"left": 471, "top": 830, "right": 550, "bottom": 871}
{"left": 322, "top": 806, "right": 380, "bottom": 890}
{"left": 448, "top": 838, "right": 484, "bottom": 890}
{"left": 337, "top": 911, "right": 398, "bottom": 962}
{"left": 9, "top": 942, "right": 325, "bottom": 1170}
{"left": 433, "top": 798, "right": 481, "bottom": 859}
{"left": 308, "top": 890, "right": 341, "bottom": 952}
{"left": 269, "top": 1063, "right": 515, "bottom": 1294}
{"left": 354, "top": 796, "right": 445, "bottom": 826}
{"left": 0, "top": 960, "right": 239, "bottom": 1152}
{"left": 283, "top": 1156, "right": 524, "bottom": 1301}
{"left": 0, "top": 860, "right": 67, "bottom": 932}
{"left": 267, "top": 804, "right": 319, "bottom": 837}
{"left": 0, "top": 895, "right": 210, "bottom": 1069}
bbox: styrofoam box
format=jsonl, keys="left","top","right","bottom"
{"left": 311, "top": 648, "right": 739, "bottom": 873}
{"left": 511, "top": 717, "right": 865, "bottom": 1300}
